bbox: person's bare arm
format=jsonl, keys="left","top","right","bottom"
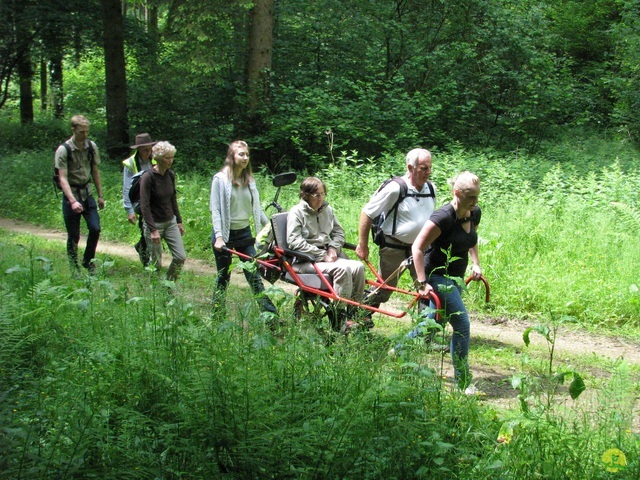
{"left": 91, "top": 163, "right": 105, "bottom": 209}
{"left": 469, "top": 244, "right": 481, "bottom": 279}
{"left": 411, "top": 220, "right": 440, "bottom": 294}
{"left": 59, "top": 169, "right": 83, "bottom": 213}
{"left": 355, "top": 211, "right": 372, "bottom": 260}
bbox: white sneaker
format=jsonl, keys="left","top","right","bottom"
{"left": 464, "top": 384, "right": 478, "bottom": 395}
{"left": 387, "top": 343, "right": 403, "bottom": 356}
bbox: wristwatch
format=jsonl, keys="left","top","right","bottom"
{"left": 414, "top": 279, "right": 428, "bottom": 290}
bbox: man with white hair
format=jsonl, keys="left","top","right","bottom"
{"left": 355, "top": 148, "right": 436, "bottom": 325}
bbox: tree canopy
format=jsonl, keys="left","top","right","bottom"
{"left": 2, "top": 0, "right": 640, "bottom": 170}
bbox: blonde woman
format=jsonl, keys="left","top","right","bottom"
{"left": 210, "top": 140, "right": 277, "bottom": 315}
{"left": 411, "top": 171, "right": 482, "bottom": 392}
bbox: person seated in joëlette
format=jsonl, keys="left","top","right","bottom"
{"left": 286, "top": 176, "right": 366, "bottom": 331}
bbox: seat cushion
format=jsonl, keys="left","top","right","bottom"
{"left": 285, "top": 272, "right": 331, "bottom": 290}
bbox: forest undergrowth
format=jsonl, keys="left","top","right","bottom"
{"left": 1, "top": 138, "right": 640, "bottom": 478}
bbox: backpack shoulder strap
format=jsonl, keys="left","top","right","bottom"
{"left": 405, "top": 180, "right": 435, "bottom": 198}
{"left": 424, "top": 180, "right": 435, "bottom": 198}
{"left": 377, "top": 176, "right": 407, "bottom": 207}
{"left": 57, "top": 142, "right": 74, "bottom": 171}
{"left": 391, "top": 176, "right": 408, "bottom": 199}
{"left": 137, "top": 169, "right": 153, "bottom": 199}
{"left": 169, "top": 169, "right": 176, "bottom": 192}
{"left": 87, "top": 140, "right": 96, "bottom": 164}
{"left": 54, "top": 142, "right": 73, "bottom": 173}
{"left": 62, "top": 141, "right": 95, "bottom": 165}
{"left": 61, "top": 142, "right": 72, "bottom": 162}
{"left": 388, "top": 177, "right": 408, "bottom": 236}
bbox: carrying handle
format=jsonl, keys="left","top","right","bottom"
{"left": 464, "top": 274, "right": 490, "bottom": 303}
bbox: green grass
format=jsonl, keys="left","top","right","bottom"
{"left": 3, "top": 137, "right": 640, "bottom": 331}
{"left": 3, "top": 132, "right": 640, "bottom": 477}
{"left": 2, "top": 227, "right": 640, "bottom": 478}
{"left": 3, "top": 140, "right": 640, "bottom": 332}
{"left": 0, "top": 232, "right": 484, "bottom": 478}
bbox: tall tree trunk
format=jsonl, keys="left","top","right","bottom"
{"left": 247, "top": 0, "right": 274, "bottom": 119}
{"left": 40, "top": 58, "right": 47, "bottom": 111}
{"left": 17, "top": 48, "right": 33, "bottom": 124}
{"left": 148, "top": 4, "right": 158, "bottom": 36}
{"left": 101, "top": 0, "right": 129, "bottom": 160}
{"left": 148, "top": 3, "right": 159, "bottom": 56}
{"left": 145, "top": 3, "right": 159, "bottom": 66}
{"left": 49, "top": 53, "right": 64, "bottom": 119}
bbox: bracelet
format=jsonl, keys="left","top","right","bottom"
{"left": 414, "top": 279, "right": 428, "bottom": 290}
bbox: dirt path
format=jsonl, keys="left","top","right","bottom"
{"left": 0, "top": 217, "right": 216, "bottom": 276}
{"left": 2, "top": 217, "right": 639, "bottom": 402}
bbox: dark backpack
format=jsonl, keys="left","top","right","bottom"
{"left": 129, "top": 169, "right": 176, "bottom": 215}
{"left": 53, "top": 141, "right": 95, "bottom": 192}
{"left": 370, "top": 177, "right": 435, "bottom": 247}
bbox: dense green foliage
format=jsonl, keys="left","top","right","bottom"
{"left": 5, "top": 0, "right": 640, "bottom": 169}
{"left": 4, "top": 0, "right": 640, "bottom": 476}
{"left": 2, "top": 231, "right": 639, "bottom": 478}
{"left": 2, "top": 126, "right": 640, "bottom": 476}
{"left": 1, "top": 126, "right": 639, "bottom": 329}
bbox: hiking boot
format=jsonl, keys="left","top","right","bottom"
{"left": 135, "top": 242, "right": 149, "bottom": 267}
{"left": 82, "top": 261, "right": 96, "bottom": 276}
{"left": 340, "top": 320, "right": 358, "bottom": 335}
{"left": 425, "top": 331, "right": 449, "bottom": 352}
{"left": 293, "top": 297, "right": 305, "bottom": 319}
{"left": 345, "top": 305, "right": 373, "bottom": 329}
{"left": 427, "top": 342, "right": 450, "bottom": 353}
{"left": 362, "top": 313, "right": 374, "bottom": 329}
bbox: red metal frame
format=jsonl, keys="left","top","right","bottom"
{"left": 225, "top": 245, "right": 442, "bottom": 320}
{"left": 464, "top": 274, "right": 491, "bottom": 303}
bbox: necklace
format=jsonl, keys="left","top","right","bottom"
{"left": 451, "top": 202, "right": 471, "bottom": 223}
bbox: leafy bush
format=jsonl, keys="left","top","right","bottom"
{"left": 0, "top": 118, "right": 69, "bottom": 155}
{"left": 2, "top": 137, "right": 640, "bottom": 327}
{"left": 2, "top": 226, "right": 639, "bottom": 478}
{"left": 0, "top": 235, "right": 496, "bottom": 478}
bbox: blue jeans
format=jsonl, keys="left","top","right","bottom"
{"left": 212, "top": 227, "right": 277, "bottom": 314}
{"left": 62, "top": 195, "right": 101, "bottom": 269}
{"left": 406, "top": 274, "right": 471, "bottom": 386}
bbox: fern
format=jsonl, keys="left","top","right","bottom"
{"left": 0, "top": 305, "right": 33, "bottom": 377}
{"left": 610, "top": 202, "right": 640, "bottom": 231}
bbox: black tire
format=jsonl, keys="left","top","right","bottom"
{"left": 293, "top": 289, "right": 341, "bottom": 331}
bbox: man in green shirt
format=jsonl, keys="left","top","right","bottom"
{"left": 54, "top": 115, "right": 104, "bottom": 274}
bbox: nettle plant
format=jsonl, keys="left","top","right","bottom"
{"left": 511, "top": 319, "right": 586, "bottom": 417}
